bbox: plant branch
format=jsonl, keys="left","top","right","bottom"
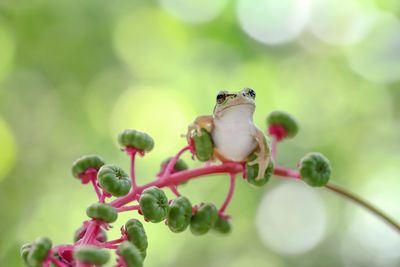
{"left": 325, "top": 182, "right": 400, "bottom": 233}
{"left": 219, "top": 173, "right": 236, "bottom": 214}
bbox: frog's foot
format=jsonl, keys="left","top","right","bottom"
{"left": 247, "top": 152, "right": 260, "bottom": 166}
{"left": 186, "top": 123, "right": 203, "bottom": 143}
{"left": 255, "top": 156, "right": 270, "bottom": 181}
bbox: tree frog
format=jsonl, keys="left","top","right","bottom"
{"left": 187, "top": 88, "right": 270, "bottom": 181}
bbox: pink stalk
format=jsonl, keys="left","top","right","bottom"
{"left": 111, "top": 162, "right": 243, "bottom": 208}
{"left": 101, "top": 238, "right": 126, "bottom": 246}
{"left": 90, "top": 179, "right": 102, "bottom": 200}
{"left": 116, "top": 205, "right": 140, "bottom": 213}
{"left": 161, "top": 145, "right": 191, "bottom": 179}
{"left": 49, "top": 257, "right": 69, "bottom": 267}
{"left": 169, "top": 185, "right": 181, "bottom": 197}
{"left": 273, "top": 166, "right": 301, "bottom": 179}
{"left": 128, "top": 148, "right": 138, "bottom": 189}
{"left": 219, "top": 173, "right": 236, "bottom": 214}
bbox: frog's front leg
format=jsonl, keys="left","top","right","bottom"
{"left": 248, "top": 128, "right": 271, "bottom": 181}
{"left": 186, "top": 115, "right": 214, "bottom": 143}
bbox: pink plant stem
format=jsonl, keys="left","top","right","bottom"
{"left": 116, "top": 205, "right": 140, "bottom": 213}
{"left": 271, "top": 137, "right": 277, "bottom": 162}
{"left": 101, "top": 238, "right": 126, "bottom": 246}
{"left": 273, "top": 166, "right": 301, "bottom": 179}
{"left": 99, "top": 192, "right": 106, "bottom": 203}
{"left": 129, "top": 150, "right": 138, "bottom": 189}
{"left": 219, "top": 173, "right": 236, "bottom": 214}
{"left": 80, "top": 220, "right": 98, "bottom": 245}
{"left": 161, "top": 145, "right": 191, "bottom": 179}
{"left": 90, "top": 179, "right": 102, "bottom": 200}
{"left": 169, "top": 185, "right": 181, "bottom": 197}
{"left": 111, "top": 162, "right": 243, "bottom": 208}
{"left": 49, "top": 257, "right": 69, "bottom": 267}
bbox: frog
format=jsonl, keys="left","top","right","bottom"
{"left": 187, "top": 88, "right": 270, "bottom": 181}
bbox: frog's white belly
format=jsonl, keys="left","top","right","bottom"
{"left": 212, "top": 107, "right": 257, "bottom": 161}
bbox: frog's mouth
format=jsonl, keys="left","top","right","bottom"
{"left": 217, "top": 102, "right": 255, "bottom": 114}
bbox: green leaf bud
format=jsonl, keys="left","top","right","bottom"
{"left": 190, "top": 203, "right": 218, "bottom": 235}
{"left": 192, "top": 128, "right": 214, "bottom": 162}
{"left": 118, "top": 129, "right": 154, "bottom": 152}
{"left": 139, "top": 187, "right": 169, "bottom": 223}
{"left": 299, "top": 152, "right": 332, "bottom": 187}
{"left": 73, "top": 245, "right": 110, "bottom": 265}
{"left": 167, "top": 196, "right": 192, "bottom": 233}
{"left": 212, "top": 216, "right": 232, "bottom": 234}
{"left": 26, "top": 237, "right": 52, "bottom": 267}
{"left": 118, "top": 242, "right": 143, "bottom": 267}
{"left": 86, "top": 203, "right": 118, "bottom": 223}
{"left": 71, "top": 155, "right": 105, "bottom": 179}
{"left": 125, "top": 219, "right": 148, "bottom": 259}
{"left": 97, "top": 164, "right": 131, "bottom": 197}
{"left": 267, "top": 111, "right": 299, "bottom": 140}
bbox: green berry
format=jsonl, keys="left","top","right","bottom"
{"left": 190, "top": 203, "right": 218, "bottom": 235}
{"left": 26, "top": 237, "right": 52, "bottom": 267}
{"left": 212, "top": 216, "right": 232, "bottom": 234}
{"left": 160, "top": 157, "right": 189, "bottom": 173}
{"left": 125, "top": 219, "right": 148, "bottom": 259}
{"left": 246, "top": 155, "right": 274, "bottom": 187}
{"left": 118, "top": 242, "right": 143, "bottom": 267}
{"left": 299, "top": 152, "right": 332, "bottom": 187}
{"left": 97, "top": 164, "right": 131, "bottom": 197}
{"left": 74, "top": 245, "right": 110, "bottom": 265}
{"left": 71, "top": 155, "right": 105, "bottom": 178}
{"left": 86, "top": 203, "right": 118, "bottom": 223}
{"left": 20, "top": 243, "right": 32, "bottom": 266}
{"left": 139, "top": 187, "right": 169, "bottom": 223}
{"left": 167, "top": 196, "right": 192, "bottom": 233}
{"left": 267, "top": 111, "right": 299, "bottom": 139}
{"left": 118, "top": 129, "right": 154, "bottom": 152}
{"left": 192, "top": 128, "right": 214, "bottom": 162}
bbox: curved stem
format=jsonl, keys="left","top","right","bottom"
{"left": 90, "top": 179, "right": 102, "bottom": 200}
{"left": 130, "top": 151, "right": 137, "bottom": 189}
{"left": 219, "top": 173, "right": 236, "bottom": 214}
{"left": 325, "top": 182, "right": 400, "bottom": 233}
{"left": 117, "top": 205, "right": 140, "bottom": 213}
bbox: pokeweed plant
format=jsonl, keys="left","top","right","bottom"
{"left": 21, "top": 110, "right": 400, "bottom": 267}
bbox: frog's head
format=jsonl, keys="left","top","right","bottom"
{"left": 213, "top": 88, "right": 256, "bottom": 116}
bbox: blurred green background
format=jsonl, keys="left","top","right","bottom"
{"left": 0, "top": 0, "right": 399, "bottom": 266}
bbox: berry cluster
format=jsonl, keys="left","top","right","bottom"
{"left": 20, "top": 111, "right": 345, "bottom": 267}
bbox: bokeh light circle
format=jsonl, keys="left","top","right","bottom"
{"left": 110, "top": 86, "right": 195, "bottom": 159}
{"left": 237, "top": 0, "right": 311, "bottom": 45}
{"left": 159, "top": 0, "right": 229, "bottom": 24}
{"left": 0, "top": 117, "right": 17, "bottom": 182}
{"left": 308, "top": 0, "right": 374, "bottom": 46}
{"left": 256, "top": 180, "right": 327, "bottom": 255}
{"left": 347, "top": 12, "right": 400, "bottom": 84}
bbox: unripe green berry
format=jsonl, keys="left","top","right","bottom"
{"left": 74, "top": 245, "right": 110, "bottom": 265}
{"left": 97, "top": 164, "right": 131, "bottom": 197}
{"left": 118, "top": 129, "right": 154, "bottom": 152}
{"left": 71, "top": 155, "right": 105, "bottom": 178}
{"left": 267, "top": 111, "right": 299, "bottom": 139}
{"left": 192, "top": 128, "right": 214, "bottom": 162}
{"left": 26, "top": 237, "right": 52, "bottom": 267}
{"left": 118, "top": 242, "right": 143, "bottom": 267}
{"left": 190, "top": 203, "right": 218, "bottom": 235}
{"left": 212, "top": 216, "right": 232, "bottom": 234}
{"left": 160, "top": 157, "right": 189, "bottom": 173}
{"left": 299, "top": 152, "right": 332, "bottom": 187}
{"left": 125, "top": 219, "right": 148, "bottom": 259}
{"left": 86, "top": 203, "right": 118, "bottom": 223}
{"left": 139, "top": 187, "right": 169, "bottom": 223}
{"left": 167, "top": 196, "right": 192, "bottom": 233}
{"left": 246, "top": 155, "right": 274, "bottom": 187}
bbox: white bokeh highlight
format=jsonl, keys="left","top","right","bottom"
{"left": 347, "top": 12, "right": 400, "bottom": 84}
{"left": 159, "top": 0, "right": 229, "bottom": 24}
{"left": 308, "top": 0, "right": 375, "bottom": 46}
{"left": 256, "top": 180, "right": 327, "bottom": 255}
{"left": 237, "top": 0, "right": 311, "bottom": 45}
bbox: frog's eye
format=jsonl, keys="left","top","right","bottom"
{"left": 216, "top": 92, "right": 227, "bottom": 104}
{"left": 243, "top": 88, "right": 256, "bottom": 99}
